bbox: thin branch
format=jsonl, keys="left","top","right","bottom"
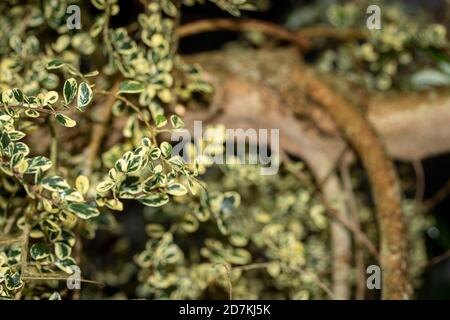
{"left": 214, "top": 263, "right": 233, "bottom": 300}
{"left": 291, "top": 267, "right": 335, "bottom": 300}
{"left": 233, "top": 262, "right": 273, "bottom": 272}
{"left": 298, "top": 25, "right": 367, "bottom": 42}
{"left": 21, "top": 275, "right": 104, "bottom": 287}
{"left": 0, "top": 234, "right": 23, "bottom": 245}
{"left": 322, "top": 196, "right": 378, "bottom": 259}
{"left": 49, "top": 120, "right": 59, "bottom": 175}
{"left": 340, "top": 161, "right": 365, "bottom": 300}
{"left": 15, "top": 225, "right": 30, "bottom": 300}
{"left": 3, "top": 206, "right": 20, "bottom": 235}
{"left": 177, "top": 18, "right": 310, "bottom": 50}
{"left": 177, "top": 19, "right": 368, "bottom": 51}
{"left": 314, "top": 146, "right": 348, "bottom": 194}
{"left": 285, "top": 160, "right": 379, "bottom": 259}
{"left": 412, "top": 160, "right": 425, "bottom": 214}
{"left": 426, "top": 250, "right": 450, "bottom": 267}
{"left": 423, "top": 177, "right": 450, "bottom": 211}
{"left": 84, "top": 81, "right": 121, "bottom": 176}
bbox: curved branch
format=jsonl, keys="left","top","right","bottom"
{"left": 306, "top": 78, "right": 412, "bottom": 300}
{"left": 177, "top": 19, "right": 367, "bottom": 51}
{"left": 177, "top": 18, "right": 310, "bottom": 49}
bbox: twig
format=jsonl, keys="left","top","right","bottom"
{"left": 214, "top": 263, "right": 233, "bottom": 300}
{"left": 298, "top": 25, "right": 367, "bottom": 42}
{"left": 3, "top": 204, "right": 20, "bottom": 235}
{"left": 15, "top": 226, "right": 30, "bottom": 300}
{"left": 0, "top": 103, "right": 54, "bottom": 115}
{"left": 315, "top": 279, "right": 335, "bottom": 300}
{"left": 0, "top": 234, "right": 23, "bottom": 245}
{"left": 426, "top": 250, "right": 450, "bottom": 267}
{"left": 314, "top": 146, "right": 348, "bottom": 194}
{"left": 94, "top": 89, "right": 154, "bottom": 133}
{"left": 177, "top": 18, "right": 310, "bottom": 50}
{"left": 340, "top": 161, "right": 365, "bottom": 300}
{"left": 291, "top": 267, "right": 335, "bottom": 300}
{"left": 423, "top": 177, "right": 450, "bottom": 211}
{"left": 21, "top": 275, "right": 104, "bottom": 287}
{"left": 49, "top": 121, "right": 59, "bottom": 175}
{"left": 285, "top": 160, "right": 378, "bottom": 259}
{"left": 322, "top": 196, "right": 378, "bottom": 259}
{"left": 177, "top": 19, "right": 368, "bottom": 51}
{"left": 233, "top": 262, "right": 273, "bottom": 272}
{"left": 231, "top": 261, "right": 335, "bottom": 300}
{"left": 84, "top": 81, "right": 121, "bottom": 176}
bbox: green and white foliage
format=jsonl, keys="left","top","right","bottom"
{"left": 132, "top": 161, "right": 330, "bottom": 299}
{"left": 183, "top": 0, "right": 258, "bottom": 17}
{"left": 95, "top": 136, "right": 197, "bottom": 212}
{"left": 91, "top": 0, "right": 214, "bottom": 108}
{"left": 291, "top": 0, "right": 450, "bottom": 91}
{"left": 0, "top": 0, "right": 259, "bottom": 300}
{"left": 2, "top": 0, "right": 431, "bottom": 301}
{"left": 0, "top": 95, "right": 98, "bottom": 298}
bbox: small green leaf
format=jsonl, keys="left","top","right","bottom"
{"left": 96, "top": 179, "right": 115, "bottom": 193}
{"left": 5, "top": 271, "right": 23, "bottom": 290}
{"left": 63, "top": 188, "right": 84, "bottom": 202}
{"left": 55, "top": 113, "right": 76, "bottom": 128}
{"left": 138, "top": 193, "right": 169, "bottom": 207}
{"left": 46, "top": 59, "right": 65, "bottom": 70}
{"left": 170, "top": 115, "right": 184, "bottom": 129}
{"left": 160, "top": 141, "right": 172, "bottom": 158}
{"left": 30, "top": 243, "right": 52, "bottom": 260}
{"left": 54, "top": 257, "right": 77, "bottom": 273}
{"left": 44, "top": 91, "right": 59, "bottom": 105}
{"left": 8, "top": 130, "right": 25, "bottom": 141}
{"left": 91, "top": 0, "right": 106, "bottom": 10}
{"left": 25, "top": 156, "right": 52, "bottom": 174}
{"left": 167, "top": 156, "right": 185, "bottom": 170}
{"left": 181, "top": 213, "right": 199, "bottom": 233}
{"left": 114, "top": 159, "right": 127, "bottom": 173}
{"left": 63, "top": 78, "right": 77, "bottom": 105}
{"left": 126, "top": 155, "right": 143, "bottom": 173}
{"left": 10, "top": 152, "right": 24, "bottom": 169}
{"left": 141, "top": 137, "right": 152, "bottom": 148}
{"left": 84, "top": 70, "right": 99, "bottom": 78}
{"left": 118, "top": 80, "right": 144, "bottom": 94}
{"left": 77, "top": 82, "right": 93, "bottom": 111}
{"left": 54, "top": 241, "right": 72, "bottom": 260}
{"left": 12, "top": 88, "right": 24, "bottom": 103}
{"left": 67, "top": 203, "right": 100, "bottom": 219}
{"left": 229, "top": 248, "right": 252, "bottom": 265}
{"left": 41, "top": 176, "right": 70, "bottom": 192}
{"left": 145, "top": 224, "right": 165, "bottom": 238}
{"left": 25, "top": 109, "right": 40, "bottom": 118}
{"left": 166, "top": 183, "right": 187, "bottom": 196}
{"left": 13, "top": 142, "right": 30, "bottom": 156}
{"left": 155, "top": 114, "right": 167, "bottom": 128}
{"left": 149, "top": 147, "right": 161, "bottom": 160}
{"left": 75, "top": 175, "right": 90, "bottom": 195}
{"left": 0, "top": 131, "right": 11, "bottom": 148}
{"left": 49, "top": 292, "right": 62, "bottom": 300}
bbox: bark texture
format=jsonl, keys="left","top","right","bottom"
{"left": 307, "top": 79, "right": 412, "bottom": 300}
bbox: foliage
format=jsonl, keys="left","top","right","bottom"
{"left": 286, "top": 0, "right": 450, "bottom": 91}
{"left": 0, "top": 0, "right": 437, "bottom": 300}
